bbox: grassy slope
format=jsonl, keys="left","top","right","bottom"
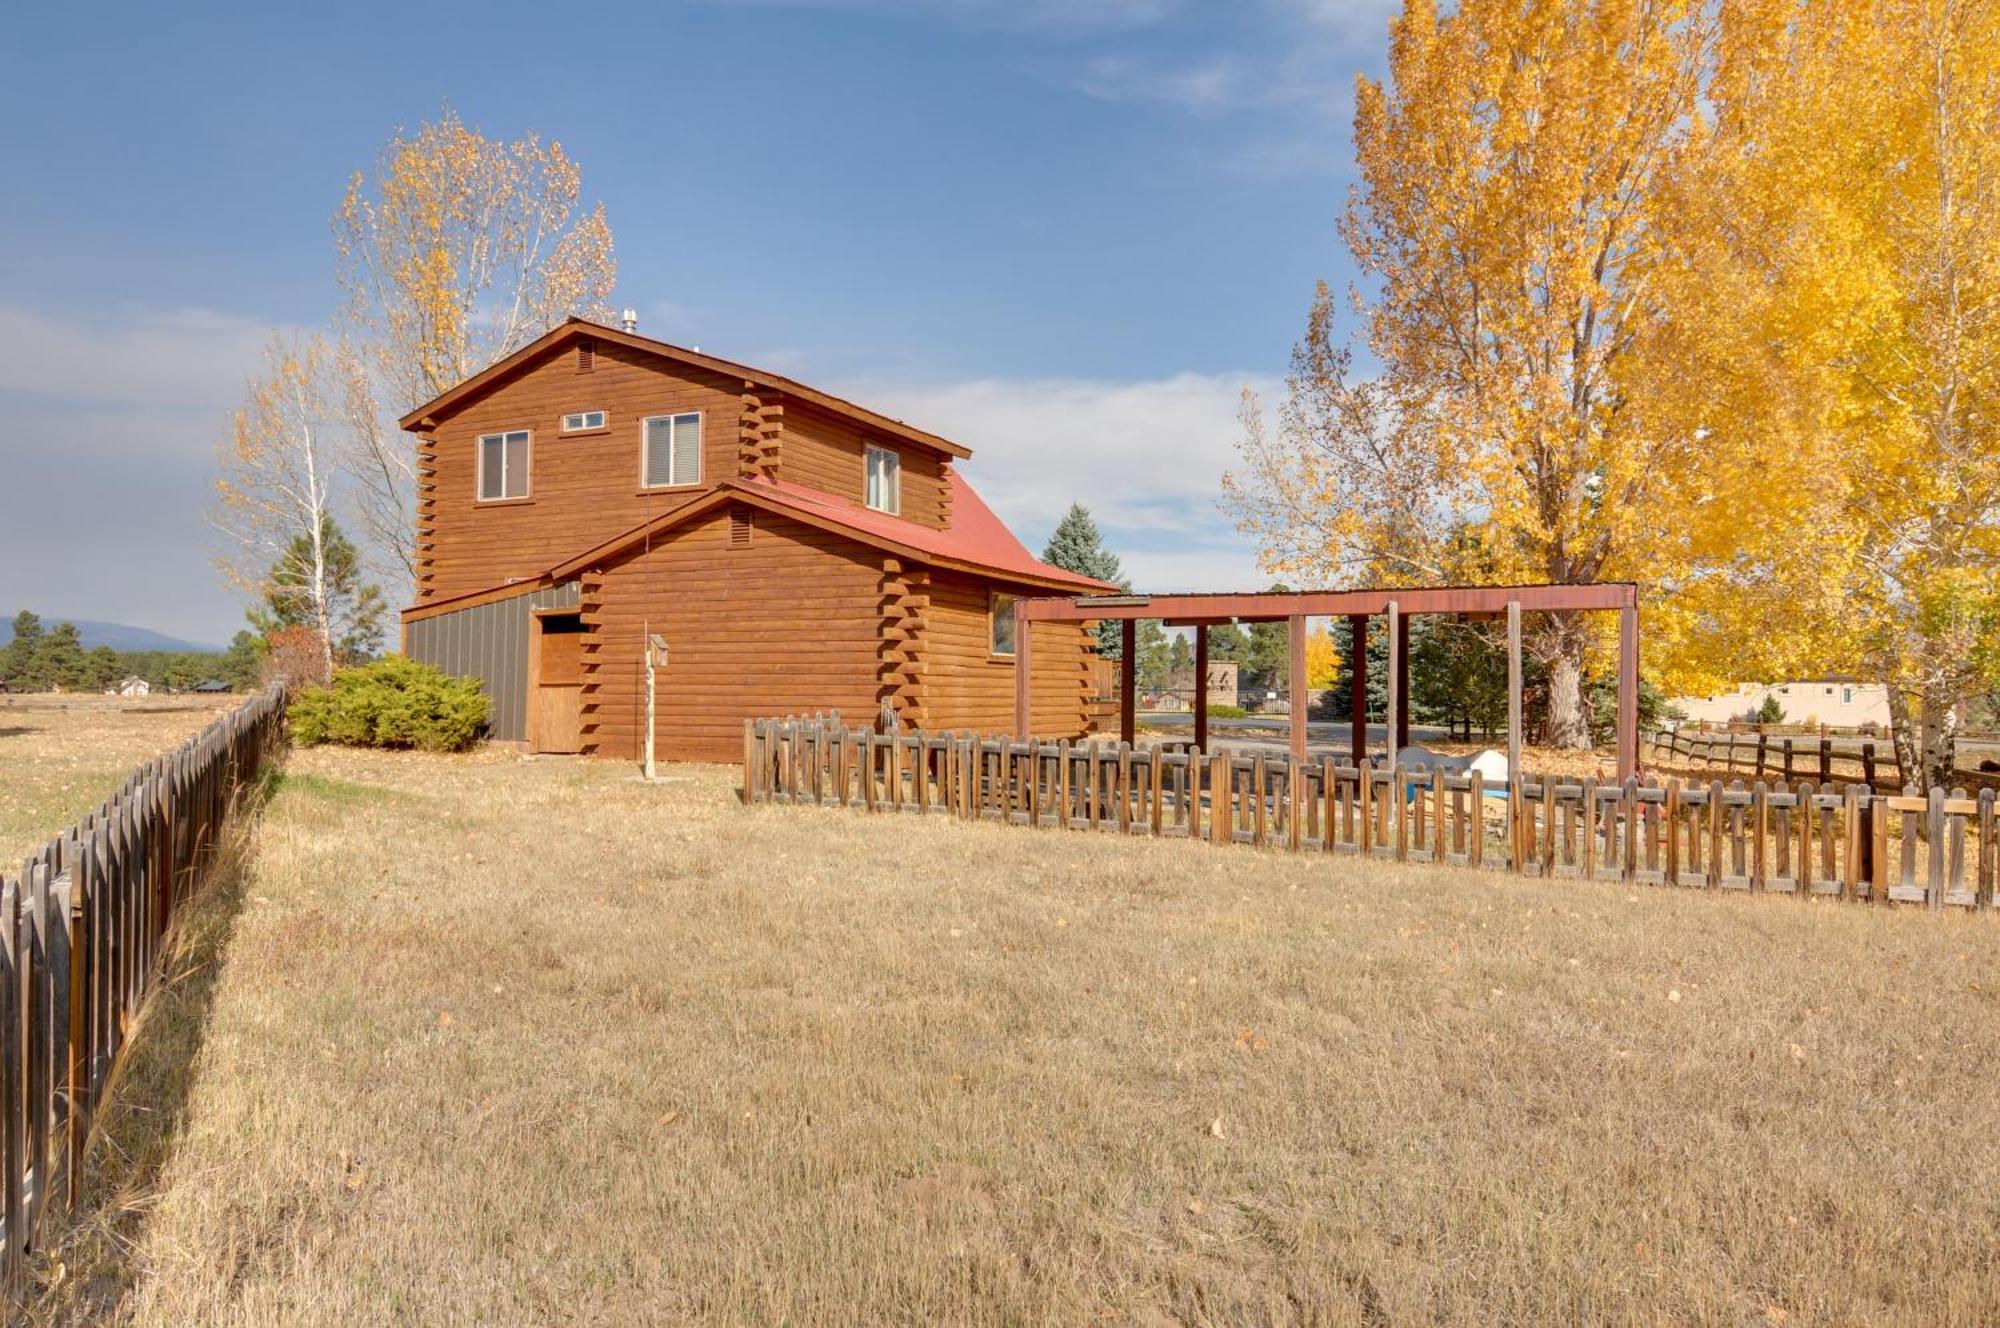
{"left": 40, "top": 745, "right": 2000, "bottom": 1326}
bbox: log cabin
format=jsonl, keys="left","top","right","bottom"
{"left": 397, "top": 317, "right": 1114, "bottom": 763}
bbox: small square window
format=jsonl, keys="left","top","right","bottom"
{"left": 990, "top": 592, "right": 1017, "bottom": 657}
{"left": 477, "top": 430, "right": 531, "bottom": 501}
{"left": 865, "top": 444, "right": 901, "bottom": 514}
{"left": 563, "top": 410, "right": 607, "bottom": 432}
{"left": 643, "top": 412, "right": 702, "bottom": 488}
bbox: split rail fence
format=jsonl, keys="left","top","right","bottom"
{"left": 0, "top": 688, "right": 286, "bottom": 1298}
{"left": 1646, "top": 727, "right": 1908, "bottom": 789}
{"left": 747, "top": 716, "right": 1999, "bottom": 910}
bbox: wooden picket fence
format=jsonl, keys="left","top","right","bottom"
{"left": 746, "top": 716, "right": 2000, "bottom": 909}
{"left": 0, "top": 688, "right": 287, "bottom": 1298}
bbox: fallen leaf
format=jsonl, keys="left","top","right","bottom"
{"left": 659, "top": 1110, "right": 680, "bottom": 1127}
{"left": 437, "top": 1010, "right": 453, "bottom": 1029}
{"left": 1186, "top": 1198, "right": 1208, "bottom": 1215}
{"left": 1667, "top": 990, "right": 1682, "bottom": 1004}
{"left": 1209, "top": 1117, "right": 1226, "bottom": 1139}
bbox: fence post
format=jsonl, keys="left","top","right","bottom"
{"left": 1208, "top": 752, "right": 1224, "bottom": 844}
{"left": 1926, "top": 787, "right": 1946, "bottom": 910}
{"left": 1979, "top": 789, "right": 1996, "bottom": 909}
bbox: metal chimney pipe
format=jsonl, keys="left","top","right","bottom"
{"left": 620, "top": 308, "right": 638, "bottom": 334}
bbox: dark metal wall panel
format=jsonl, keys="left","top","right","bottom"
{"left": 405, "top": 581, "right": 581, "bottom": 741}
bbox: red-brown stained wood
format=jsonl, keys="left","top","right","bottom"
{"left": 413, "top": 331, "right": 1099, "bottom": 764}
{"left": 418, "top": 340, "right": 951, "bottom": 603}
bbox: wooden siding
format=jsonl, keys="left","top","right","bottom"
{"left": 922, "top": 570, "right": 1095, "bottom": 737}
{"left": 416, "top": 340, "right": 957, "bottom": 603}
{"left": 578, "top": 508, "right": 887, "bottom": 763}
{"left": 569, "top": 514, "right": 1095, "bottom": 764}
{"left": 418, "top": 339, "right": 747, "bottom": 600}
{"left": 405, "top": 581, "right": 582, "bottom": 741}
{"left": 782, "top": 404, "right": 948, "bottom": 529}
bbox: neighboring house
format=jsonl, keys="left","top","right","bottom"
{"left": 1670, "top": 677, "right": 1890, "bottom": 729}
{"left": 397, "top": 318, "right": 1115, "bottom": 763}
{"left": 114, "top": 676, "right": 150, "bottom": 698}
{"left": 193, "top": 679, "right": 231, "bottom": 694}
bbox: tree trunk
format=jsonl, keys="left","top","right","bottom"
{"left": 1542, "top": 617, "right": 1592, "bottom": 750}
{"left": 1919, "top": 688, "right": 1959, "bottom": 791}
{"left": 1887, "top": 688, "right": 1922, "bottom": 791}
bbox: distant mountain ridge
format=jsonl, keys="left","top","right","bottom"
{"left": 0, "top": 616, "right": 224, "bottom": 655}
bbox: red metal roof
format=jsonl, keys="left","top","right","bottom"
{"left": 406, "top": 469, "right": 1115, "bottom": 622}
{"left": 739, "top": 472, "right": 1118, "bottom": 593}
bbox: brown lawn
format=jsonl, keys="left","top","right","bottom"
{"left": 30, "top": 741, "right": 2000, "bottom": 1326}
{"left": 0, "top": 696, "right": 236, "bottom": 868}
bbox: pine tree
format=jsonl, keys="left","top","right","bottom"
{"left": 247, "top": 516, "right": 387, "bottom": 665}
{"left": 35, "top": 622, "right": 88, "bottom": 692}
{"left": 85, "top": 646, "right": 121, "bottom": 692}
{"left": 1040, "top": 503, "right": 1129, "bottom": 658}
{"left": 0, "top": 611, "right": 42, "bottom": 689}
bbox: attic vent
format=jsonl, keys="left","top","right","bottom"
{"left": 576, "top": 339, "right": 595, "bottom": 373}
{"left": 729, "top": 505, "right": 753, "bottom": 549}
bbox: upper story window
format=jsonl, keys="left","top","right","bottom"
{"left": 477, "top": 430, "right": 531, "bottom": 501}
{"left": 990, "top": 592, "right": 1017, "bottom": 657}
{"left": 865, "top": 444, "right": 901, "bottom": 514}
{"left": 562, "top": 410, "right": 607, "bottom": 432}
{"left": 643, "top": 412, "right": 702, "bottom": 489}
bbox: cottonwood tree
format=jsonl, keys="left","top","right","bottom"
{"left": 213, "top": 336, "right": 349, "bottom": 682}
{"left": 1686, "top": 0, "right": 2000, "bottom": 790}
{"left": 1235, "top": 0, "right": 1717, "bottom": 748}
{"left": 334, "top": 107, "right": 618, "bottom": 582}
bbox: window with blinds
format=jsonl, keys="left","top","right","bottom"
{"left": 642, "top": 413, "right": 701, "bottom": 488}
{"left": 865, "top": 444, "right": 901, "bottom": 514}
{"left": 477, "top": 430, "right": 531, "bottom": 501}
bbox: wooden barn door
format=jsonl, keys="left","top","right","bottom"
{"left": 529, "top": 612, "right": 585, "bottom": 754}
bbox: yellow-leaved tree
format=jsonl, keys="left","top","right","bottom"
{"left": 1228, "top": 0, "right": 1720, "bottom": 749}
{"left": 1687, "top": 0, "right": 2000, "bottom": 789}
{"left": 334, "top": 107, "right": 618, "bottom": 584}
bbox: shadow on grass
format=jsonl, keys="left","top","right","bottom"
{"left": 22, "top": 773, "right": 282, "bottom": 1326}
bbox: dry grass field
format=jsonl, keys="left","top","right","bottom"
{"left": 0, "top": 697, "right": 234, "bottom": 867}
{"left": 29, "top": 740, "right": 2000, "bottom": 1326}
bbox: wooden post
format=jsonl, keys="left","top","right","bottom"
{"left": 1288, "top": 614, "right": 1308, "bottom": 765}
{"left": 1013, "top": 611, "right": 1032, "bottom": 740}
{"left": 1348, "top": 614, "right": 1369, "bottom": 768}
{"left": 1194, "top": 625, "right": 1210, "bottom": 752}
{"left": 1400, "top": 608, "right": 1416, "bottom": 752}
{"left": 1506, "top": 602, "right": 1523, "bottom": 783}
{"left": 1617, "top": 603, "right": 1639, "bottom": 781}
{"left": 1394, "top": 609, "right": 1411, "bottom": 753}
{"left": 1386, "top": 601, "right": 1402, "bottom": 779}
{"left": 1119, "top": 618, "right": 1137, "bottom": 747}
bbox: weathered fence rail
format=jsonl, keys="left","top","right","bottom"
{"left": 1647, "top": 726, "right": 1907, "bottom": 789}
{"left": 0, "top": 688, "right": 286, "bottom": 1298}
{"left": 747, "top": 716, "right": 2000, "bottom": 909}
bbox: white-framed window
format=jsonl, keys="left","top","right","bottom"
{"left": 477, "top": 429, "right": 531, "bottom": 501}
{"left": 642, "top": 412, "right": 702, "bottom": 488}
{"left": 990, "top": 592, "right": 1017, "bottom": 657}
{"left": 865, "top": 444, "right": 901, "bottom": 514}
{"left": 562, "top": 410, "right": 607, "bottom": 432}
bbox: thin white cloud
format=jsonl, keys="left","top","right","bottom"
{"left": 854, "top": 369, "right": 1281, "bottom": 590}
{"left": 0, "top": 303, "right": 275, "bottom": 418}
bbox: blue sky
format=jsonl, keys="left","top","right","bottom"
{"left": 0, "top": 0, "right": 1391, "bottom": 647}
